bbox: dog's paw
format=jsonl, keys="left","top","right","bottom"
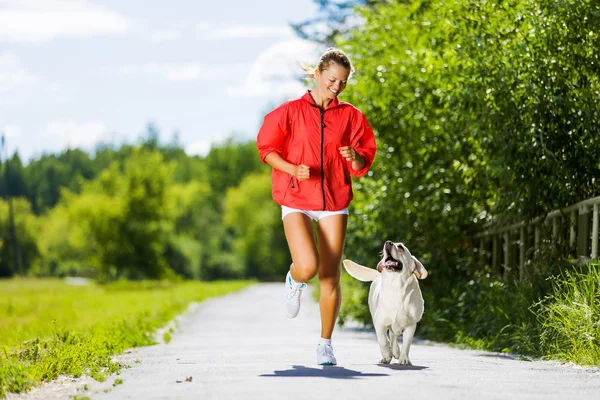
{"left": 379, "top": 347, "right": 393, "bottom": 364}
{"left": 397, "top": 356, "right": 412, "bottom": 366}
{"left": 392, "top": 343, "right": 400, "bottom": 359}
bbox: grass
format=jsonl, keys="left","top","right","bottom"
{"left": 419, "top": 261, "right": 600, "bottom": 367}
{"left": 0, "top": 278, "right": 253, "bottom": 398}
{"left": 535, "top": 261, "right": 600, "bottom": 366}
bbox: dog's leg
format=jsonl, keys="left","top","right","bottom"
{"left": 390, "top": 333, "right": 400, "bottom": 359}
{"left": 375, "top": 327, "right": 392, "bottom": 364}
{"left": 398, "top": 324, "right": 416, "bottom": 365}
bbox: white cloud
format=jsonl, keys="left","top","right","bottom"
{"left": 228, "top": 39, "right": 319, "bottom": 98}
{"left": 0, "top": 52, "right": 18, "bottom": 66}
{"left": 118, "top": 62, "right": 248, "bottom": 82}
{"left": 0, "top": 51, "right": 39, "bottom": 92}
{"left": 2, "top": 124, "right": 20, "bottom": 139}
{"left": 44, "top": 120, "right": 110, "bottom": 148}
{"left": 0, "top": 68, "right": 39, "bottom": 92}
{"left": 0, "top": 0, "right": 131, "bottom": 44}
{"left": 197, "top": 24, "right": 295, "bottom": 40}
{"left": 185, "top": 133, "right": 229, "bottom": 157}
{"left": 151, "top": 29, "right": 182, "bottom": 43}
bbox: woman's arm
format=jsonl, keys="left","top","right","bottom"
{"left": 265, "top": 152, "right": 310, "bottom": 181}
{"left": 338, "top": 146, "right": 366, "bottom": 171}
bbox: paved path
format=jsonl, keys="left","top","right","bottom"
{"left": 9, "top": 283, "right": 600, "bottom": 400}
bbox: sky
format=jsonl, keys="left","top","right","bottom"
{"left": 0, "top": 0, "right": 323, "bottom": 163}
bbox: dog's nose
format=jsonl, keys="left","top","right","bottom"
{"left": 385, "top": 240, "right": 392, "bottom": 245}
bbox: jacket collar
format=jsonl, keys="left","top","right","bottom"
{"left": 301, "top": 90, "right": 340, "bottom": 109}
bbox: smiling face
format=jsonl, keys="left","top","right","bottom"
{"left": 314, "top": 62, "right": 350, "bottom": 101}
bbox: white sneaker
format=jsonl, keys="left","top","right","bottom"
{"left": 283, "top": 271, "right": 306, "bottom": 318}
{"left": 317, "top": 343, "right": 337, "bottom": 365}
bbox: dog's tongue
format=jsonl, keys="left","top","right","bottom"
{"left": 384, "top": 260, "right": 398, "bottom": 267}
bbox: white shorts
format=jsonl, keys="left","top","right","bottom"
{"left": 281, "top": 206, "right": 349, "bottom": 222}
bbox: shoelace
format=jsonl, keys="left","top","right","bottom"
{"left": 317, "top": 344, "right": 334, "bottom": 357}
{"left": 286, "top": 282, "right": 306, "bottom": 299}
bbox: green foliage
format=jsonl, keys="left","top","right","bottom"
{"left": 451, "top": 0, "right": 600, "bottom": 216}
{"left": 1, "top": 132, "right": 282, "bottom": 281}
{"left": 0, "top": 199, "right": 40, "bottom": 277}
{"left": 203, "top": 138, "right": 264, "bottom": 197}
{"left": 337, "top": 0, "right": 600, "bottom": 334}
{"left": 328, "top": 0, "right": 600, "bottom": 368}
{"left": 0, "top": 278, "right": 253, "bottom": 397}
{"left": 291, "top": 0, "right": 384, "bottom": 46}
{"left": 223, "top": 170, "right": 289, "bottom": 280}
{"left": 54, "top": 148, "right": 174, "bottom": 281}
{"left": 535, "top": 262, "right": 600, "bottom": 366}
{"left": 0, "top": 154, "right": 27, "bottom": 199}
{"left": 419, "top": 267, "right": 540, "bottom": 355}
{"left": 24, "top": 149, "right": 98, "bottom": 214}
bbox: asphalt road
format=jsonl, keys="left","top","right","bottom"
{"left": 8, "top": 283, "right": 600, "bottom": 400}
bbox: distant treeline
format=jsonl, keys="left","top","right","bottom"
{"left": 0, "top": 128, "right": 288, "bottom": 281}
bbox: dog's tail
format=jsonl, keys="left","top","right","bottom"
{"left": 342, "top": 259, "right": 380, "bottom": 282}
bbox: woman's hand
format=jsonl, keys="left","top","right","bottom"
{"left": 338, "top": 146, "right": 357, "bottom": 161}
{"left": 339, "top": 146, "right": 366, "bottom": 171}
{"left": 294, "top": 164, "right": 310, "bottom": 181}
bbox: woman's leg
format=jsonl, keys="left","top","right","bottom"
{"left": 316, "top": 214, "right": 348, "bottom": 339}
{"left": 283, "top": 212, "right": 319, "bottom": 283}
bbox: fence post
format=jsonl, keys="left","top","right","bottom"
{"left": 577, "top": 205, "right": 590, "bottom": 258}
{"left": 570, "top": 210, "right": 577, "bottom": 249}
{"left": 519, "top": 227, "right": 526, "bottom": 283}
{"left": 492, "top": 234, "right": 499, "bottom": 277}
{"left": 534, "top": 224, "right": 541, "bottom": 258}
{"left": 592, "top": 204, "right": 599, "bottom": 259}
{"left": 503, "top": 232, "right": 512, "bottom": 281}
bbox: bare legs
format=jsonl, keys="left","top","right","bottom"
{"left": 283, "top": 212, "right": 348, "bottom": 339}
{"left": 316, "top": 214, "right": 347, "bottom": 338}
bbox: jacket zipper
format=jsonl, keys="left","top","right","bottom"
{"left": 319, "top": 108, "right": 326, "bottom": 210}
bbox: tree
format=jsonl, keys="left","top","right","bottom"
{"left": 322, "top": 0, "right": 600, "bottom": 326}
{"left": 61, "top": 148, "right": 175, "bottom": 281}
{"left": 0, "top": 198, "right": 39, "bottom": 277}
{"left": 291, "top": 0, "right": 385, "bottom": 46}
{"left": 203, "top": 137, "right": 264, "bottom": 197}
{"left": 224, "top": 171, "right": 289, "bottom": 280}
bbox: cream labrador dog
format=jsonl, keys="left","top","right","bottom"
{"left": 343, "top": 241, "right": 428, "bottom": 365}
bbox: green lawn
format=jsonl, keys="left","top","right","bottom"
{"left": 0, "top": 278, "right": 254, "bottom": 398}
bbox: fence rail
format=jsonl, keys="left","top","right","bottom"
{"left": 474, "top": 196, "right": 600, "bottom": 283}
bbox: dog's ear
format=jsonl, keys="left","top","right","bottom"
{"left": 342, "top": 259, "right": 380, "bottom": 282}
{"left": 412, "top": 256, "right": 428, "bottom": 279}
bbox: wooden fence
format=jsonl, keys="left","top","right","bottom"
{"left": 474, "top": 196, "right": 600, "bottom": 283}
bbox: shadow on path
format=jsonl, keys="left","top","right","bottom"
{"left": 260, "top": 365, "right": 389, "bottom": 379}
{"left": 376, "top": 364, "right": 429, "bottom": 371}
{"left": 477, "top": 353, "right": 529, "bottom": 362}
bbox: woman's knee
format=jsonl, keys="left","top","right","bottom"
{"left": 319, "top": 268, "right": 341, "bottom": 289}
{"left": 291, "top": 259, "right": 319, "bottom": 282}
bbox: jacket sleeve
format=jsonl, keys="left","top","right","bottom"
{"left": 348, "top": 111, "right": 377, "bottom": 177}
{"left": 256, "top": 102, "right": 289, "bottom": 164}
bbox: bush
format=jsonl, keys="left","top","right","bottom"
{"left": 535, "top": 261, "right": 600, "bottom": 366}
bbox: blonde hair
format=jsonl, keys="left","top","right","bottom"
{"left": 299, "top": 47, "right": 354, "bottom": 80}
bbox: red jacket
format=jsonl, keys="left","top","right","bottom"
{"left": 256, "top": 90, "right": 377, "bottom": 211}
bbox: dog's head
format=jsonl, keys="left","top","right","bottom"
{"left": 377, "top": 241, "right": 428, "bottom": 279}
